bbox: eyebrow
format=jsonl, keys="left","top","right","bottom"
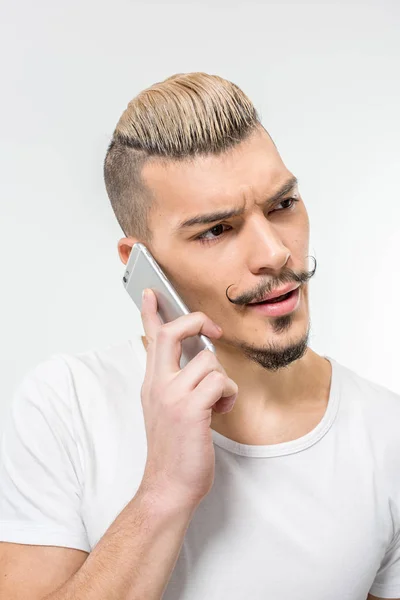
{"left": 173, "top": 175, "right": 299, "bottom": 232}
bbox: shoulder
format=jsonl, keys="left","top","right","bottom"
{"left": 333, "top": 357, "right": 400, "bottom": 415}
{"left": 13, "top": 338, "right": 144, "bottom": 416}
{"left": 58, "top": 337, "right": 144, "bottom": 389}
{"left": 332, "top": 358, "right": 400, "bottom": 458}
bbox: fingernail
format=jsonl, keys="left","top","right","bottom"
{"left": 214, "top": 324, "right": 223, "bottom": 333}
{"left": 142, "top": 289, "right": 148, "bottom": 300}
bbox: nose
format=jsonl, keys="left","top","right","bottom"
{"left": 244, "top": 215, "right": 291, "bottom": 274}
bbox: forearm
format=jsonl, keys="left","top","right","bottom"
{"left": 43, "top": 485, "right": 196, "bottom": 600}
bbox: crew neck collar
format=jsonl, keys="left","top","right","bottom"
{"left": 129, "top": 335, "right": 340, "bottom": 458}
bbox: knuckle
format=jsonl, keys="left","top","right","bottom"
{"left": 156, "top": 324, "right": 171, "bottom": 341}
{"left": 208, "top": 370, "right": 224, "bottom": 385}
{"left": 201, "top": 349, "right": 219, "bottom": 368}
{"left": 192, "top": 310, "right": 207, "bottom": 322}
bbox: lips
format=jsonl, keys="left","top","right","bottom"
{"left": 248, "top": 283, "right": 300, "bottom": 305}
{"left": 248, "top": 286, "right": 301, "bottom": 316}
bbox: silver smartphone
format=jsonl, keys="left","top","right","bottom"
{"left": 122, "top": 242, "right": 216, "bottom": 368}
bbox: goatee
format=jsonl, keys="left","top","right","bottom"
{"left": 236, "top": 320, "right": 311, "bottom": 372}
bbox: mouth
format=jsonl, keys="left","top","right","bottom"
{"left": 247, "top": 286, "right": 301, "bottom": 317}
{"left": 248, "top": 283, "right": 300, "bottom": 305}
{"left": 249, "top": 289, "right": 295, "bottom": 305}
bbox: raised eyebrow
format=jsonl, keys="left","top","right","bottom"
{"left": 174, "top": 176, "right": 298, "bottom": 231}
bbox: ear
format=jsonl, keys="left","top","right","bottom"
{"left": 117, "top": 237, "right": 140, "bottom": 265}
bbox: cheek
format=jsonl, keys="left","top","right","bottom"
{"left": 301, "top": 206, "right": 310, "bottom": 235}
{"left": 163, "top": 266, "right": 214, "bottom": 308}
{"left": 286, "top": 211, "right": 310, "bottom": 256}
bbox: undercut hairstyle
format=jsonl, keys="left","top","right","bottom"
{"left": 103, "top": 72, "right": 261, "bottom": 243}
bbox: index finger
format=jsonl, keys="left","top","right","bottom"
{"left": 140, "top": 288, "right": 222, "bottom": 376}
{"left": 152, "top": 310, "right": 222, "bottom": 376}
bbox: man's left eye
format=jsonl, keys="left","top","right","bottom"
{"left": 273, "top": 197, "right": 299, "bottom": 211}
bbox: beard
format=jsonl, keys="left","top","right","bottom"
{"left": 233, "top": 317, "right": 311, "bottom": 372}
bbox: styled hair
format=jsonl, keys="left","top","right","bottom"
{"left": 103, "top": 72, "right": 261, "bottom": 242}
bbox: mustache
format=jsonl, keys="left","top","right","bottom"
{"left": 225, "top": 256, "right": 317, "bottom": 305}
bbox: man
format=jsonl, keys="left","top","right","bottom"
{"left": 0, "top": 72, "right": 399, "bottom": 600}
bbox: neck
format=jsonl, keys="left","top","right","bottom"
{"left": 211, "top": 344, "right": 332, "bottom": 444}
{"left": 140, "top": 335, "right": 332, "bottom": 445}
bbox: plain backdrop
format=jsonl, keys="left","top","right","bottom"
{"left": 0, "top": 1, "right": 399, "bottom": 431}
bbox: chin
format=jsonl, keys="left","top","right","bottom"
{"left": 236, "top": 318, "right": 311, "bottom": 372}
{"left": 269, "top": 310, "right": 307, "bottom": 336}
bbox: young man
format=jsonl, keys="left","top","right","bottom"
{"left": 0, "top": 72, "right": 399, "bottom": 600}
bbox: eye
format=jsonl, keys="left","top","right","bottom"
{"left": 195, "top": 197, "right": 300, "bottom": 246}
{"left": 272, "top": 197, "right": 299, "bottom": 212}
{"left": 196, "top": 223, "right": 232, "bottom": 245}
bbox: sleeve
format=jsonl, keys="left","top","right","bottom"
{"left": 369, "top": 528, "right": 400, "bottom": 598}
{"left": 0, "top": 355, "right": 90, "bottom": 552}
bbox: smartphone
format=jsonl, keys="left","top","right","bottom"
{"left": 122, "top": 242, "right": 216, "bottom": 368}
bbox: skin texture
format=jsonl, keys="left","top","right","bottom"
{"left": 0, "top": 543, "right": 89, "bottom": 598}
{"left": 118, "top": 126, "right": 332, "bottom": 446}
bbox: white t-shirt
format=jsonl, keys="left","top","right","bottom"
{"left": 1, "top": 336, "right": 400, "bottom": 600}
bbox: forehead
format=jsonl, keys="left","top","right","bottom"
{"left": 141, "top": 129, "right": 291, "bottom": 224}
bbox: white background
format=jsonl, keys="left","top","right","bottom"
{"left": 0, "top": 1, "right": 399, "bottom": 430}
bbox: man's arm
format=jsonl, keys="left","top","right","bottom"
{"left": 0, "top": 484, "right": 196, "bottom": 600}
{"left": 0, "top": 543, "right": 88, "bottom": 599}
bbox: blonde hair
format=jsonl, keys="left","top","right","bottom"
{"left": 104, "top": 72, "right": 261, "bottom": 242}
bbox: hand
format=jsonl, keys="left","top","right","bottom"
{"left": 139, "top": 288, "right": 238, "bottom": 509}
